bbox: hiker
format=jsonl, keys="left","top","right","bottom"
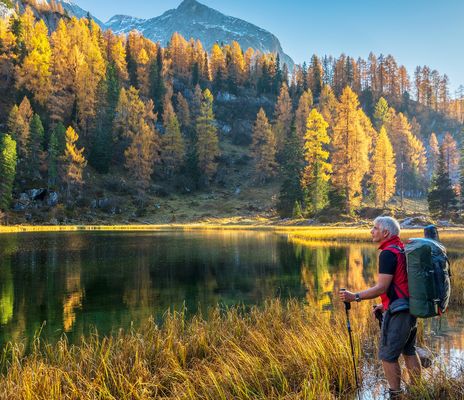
{"left": 339, "top": 216, "right": 421, "bottom": 399}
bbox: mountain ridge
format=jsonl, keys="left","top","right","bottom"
{"left": 105, "top": 0, "right": 295, "bottom": 69}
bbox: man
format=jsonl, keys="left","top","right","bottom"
{"left": 339, "top": 216, "right": 421, "bottom": 399}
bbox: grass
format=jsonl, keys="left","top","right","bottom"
{"left": 0, "top": 299, "right": 463, "bottom": 400}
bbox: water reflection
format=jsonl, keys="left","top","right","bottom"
{"left": 0, "top": 230, "right": 463, "bottom": 369}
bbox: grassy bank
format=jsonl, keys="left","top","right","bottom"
{"left": 0, "top": 300, "right": 463, "bottom": 400}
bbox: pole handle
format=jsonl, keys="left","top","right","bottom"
{"left": 341, "top": 288, "right": 351, "bottom": 310}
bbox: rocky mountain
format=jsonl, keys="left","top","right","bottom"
{"left": 106, "top": 0, "right": 294, "bottom": 70}
{"left": 1, "top": 0, "right": 104, "bottom": 28}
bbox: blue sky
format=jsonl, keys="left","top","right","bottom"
{"left": 76, "top": 0, "right": 464, "bottom": 93}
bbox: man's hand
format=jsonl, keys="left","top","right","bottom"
{"left": 339, "top": 290, "right": 356, "bottom": 303}
{"left": 372, "top": 303, "right": 384, "bottom": 316}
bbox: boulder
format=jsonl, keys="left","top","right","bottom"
{"left": 400, "top": 216, "right": 433, "bottom": 228}
{"left": 46, "top": 192, "right": 59, "bottom": 207}
{"left": 27, "top": 188, "right": 47, "bottom": 201}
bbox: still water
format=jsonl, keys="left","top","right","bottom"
{"left": 0, "top": 230, "right": 463, "bottom": 367}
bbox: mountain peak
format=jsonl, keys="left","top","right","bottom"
{"left": 177, "top": 0, "right": 206, "bottom": 13}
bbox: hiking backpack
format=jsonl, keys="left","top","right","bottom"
{"left": 404, "top": 238, "right": 451, "bottom": 318}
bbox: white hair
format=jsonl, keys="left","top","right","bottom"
{"left": 373, "top": 216, "right": 400, "bottom": 236}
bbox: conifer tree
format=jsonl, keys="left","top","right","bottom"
{"left": 460, "top": 145, "right": 464, "bottom": 213}
{"left": 210, "top": 43, "right": 226, "bottom": 91}
{"left": 251, "top": 108, "right": 277, "bottom": 183}
{"left": 195, "top": 89, "right": 220, "bottom": 180}
{"left": 90, "top": 64, "right": 120, "bottom": 173}
{"left": 62, "top": 126, "right": 87, "bottom": 199}
{"left": 308, "top": 54, "right": 323, "bottom": 100}
{"left": 428, "top": 145, "right": 458, "bottom": 219}
{"left": 149, "top": 47, "right": 166, "bottom": 115}
{"left": 48, "top": 19, "right": 73, "bottom": 124}
{"left": 47, "top": 128, "right": 60, "bottom": 187}
{"left": 161, "top": 97, "right": 185, "bottom": 178}
{"left": 301, "top": 109, "right": 331, "bottom": 214}
{"left": 370, "top": 126, "right": 396, "bottom": 208}
{"left": 28, "top": 114, "right": 45, "bottom": 179}
{"left": 332, "top": 86, "right": 369, "bottom": 214}
{"left": 373, "top": 97, "right": 391, "bottom": 130}
{"left": 124, "top": 119, "right": 159, "bottom": 191}
{"left": 273, "top": 83, "right": 293, "bottom": 152}
{"left": 428, "top": 133, "right": 440, "bottom": 181}
{"left": 16, "top": 19, "right": 52, "bottom": 106}
{"left": 0, "top": 134, "right": 17, "bottom": 211}
{"left": 176, "top": 92, "right": 191, "bottom": 130}
{"left": 8, "top": 97, "right": 33, "bottom": 160}
{"left": 318, "top": 84, "right": 338, "bottom": 131}
{"left": 295, "top": 89, "right": 313, "bottom": 143}
{"left": 441, "top": 132, "right": 460, "bottom": 185}
{"left": 277, "top": 125, "right": 304, "bottom": 218}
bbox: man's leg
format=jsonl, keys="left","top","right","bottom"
{"left": 404, "top": 354, "right": 421, "bottom": 385}
{"left": 382, "top": 360, "right": 402, "bottom": 390}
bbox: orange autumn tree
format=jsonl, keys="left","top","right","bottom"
{"left": 62, "top": 126, "right": 87, "bottom": 199}
{"left": 301, "top": 109, "right": 331, "bottom": 214}
{"left": 251, "top": 108, "right": 277, "bottom": 183}
{"left": 370, "top": 126, "right": 396, "bottom": 208}
{"left": 331, "top": 87, "right": 369, "bottom": 214}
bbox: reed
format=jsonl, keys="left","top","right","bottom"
{"left": 0, "top": 299, "right": 462, "bottom": 399}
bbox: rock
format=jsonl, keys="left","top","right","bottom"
{"left": 234, "top": 187, "right": 241, "bottom": 195}
{"left": 19, "top": 193, "right": 30, "bottom": 201}
{"left": 13, "top": 201, "right": 28, "bottom": 211}
{"left": 46, "top": 192, "right": 59, "bottom": 207}
{"left": 27, "top": 188, "right": 47, "bottom": 201}
{"left": 400, "top": 216, "right": 433, "bottom": 228}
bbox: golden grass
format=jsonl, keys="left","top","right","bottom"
{"left": 0, "top": 300, "right": 462, "bottom": 400}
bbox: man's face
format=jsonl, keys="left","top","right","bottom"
{"left": 371, "top": 223, "right": 388, "bottom": 243}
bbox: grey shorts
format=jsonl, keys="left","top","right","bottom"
{"left": 378, "top": 311, "right": 417, "bottom": 362}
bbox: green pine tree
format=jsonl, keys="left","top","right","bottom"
{"left": 0, "top": 134, "right": 17, "bottom": 211}
{"left": 277, "top": 125, "right": 305, "bottom": 218}
{"left": 47, "top": 128, "right": 59, "bottom": 187}
{"left": 28, "top": 114, "right": 45, "bottom": 179}
{"left": 428, "top": 146, "right": 458, "bottom": 220}
{"left": 195, "top": 89, "right": 220, "bottom": 181}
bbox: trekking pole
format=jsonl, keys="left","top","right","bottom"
{"left": 341, "top": 288, "right": 361, "bottom": 400}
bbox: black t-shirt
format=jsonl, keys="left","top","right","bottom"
{"left": 379, "top": 249, "right": 398, "bottom": 303}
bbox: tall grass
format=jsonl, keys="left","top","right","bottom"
{"left": 0, "top": 300, "right": 462, "bottom": 399}
{"left": 0, "top": 300, "right": 362, "bottom": 399}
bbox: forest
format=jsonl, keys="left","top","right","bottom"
{"left": 0, "top": 5, "right": 463, "bottom": 224}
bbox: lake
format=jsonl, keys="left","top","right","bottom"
{"left": 0, "top": 229, "right": 463, "bottom": 371}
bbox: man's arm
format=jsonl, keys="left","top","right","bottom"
{"left": 339, "top": 274, "right": 393, "bottom": 302}
{"left": 339, "top": 249, "right": 396, "bottom": 303}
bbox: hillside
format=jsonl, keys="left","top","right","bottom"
{"left": 0, "top": 4, "right": 463, "bottom": 227}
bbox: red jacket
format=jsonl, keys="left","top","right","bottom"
{"left": 378, "top": 235, "right": 409, "bottom": 310}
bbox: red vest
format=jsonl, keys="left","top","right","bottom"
{"left": 378, "top": 236, "right": 409, "bottom": 310}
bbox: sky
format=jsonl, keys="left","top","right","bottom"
{"left": 75, "top": 0, "right": 464, "bottom": 94}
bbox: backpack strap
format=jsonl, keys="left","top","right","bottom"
{"left": 385, "top": 245, "right": 409, "bottom": 299}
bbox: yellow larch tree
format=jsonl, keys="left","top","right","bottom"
{"left": 16, "top": 19, "right": 52, "bottom": 106}
{"left": 210, "top": 43, "right": 226, "bottom": 86}
{"left": 195, "top": 89, "right": 220, "bottom": 180}
{"left": 124, "top": 118, "right": 159, "bottom": 191}
{"left": 48, "top": 19, "right": 74, "bottom": 124}
{"left": 62, "top": 126, "right": 87, "bottom": 199}
{"left": 251, "top": 108, "right": 277, "bottom": 183}
{"left": 332, "top": 86, "right": 369, "bottom": 214}
{"left": 370, "top": 126, "right": 396, "bottom": 208}
{"left": 301, "top": 109, "right": 332, "bottom": 214}
{"left": 136, "top": 48, "right": 150, "bottom": 97}
{"left": 160, "top": 95, "right": 185, "bottom": 177}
